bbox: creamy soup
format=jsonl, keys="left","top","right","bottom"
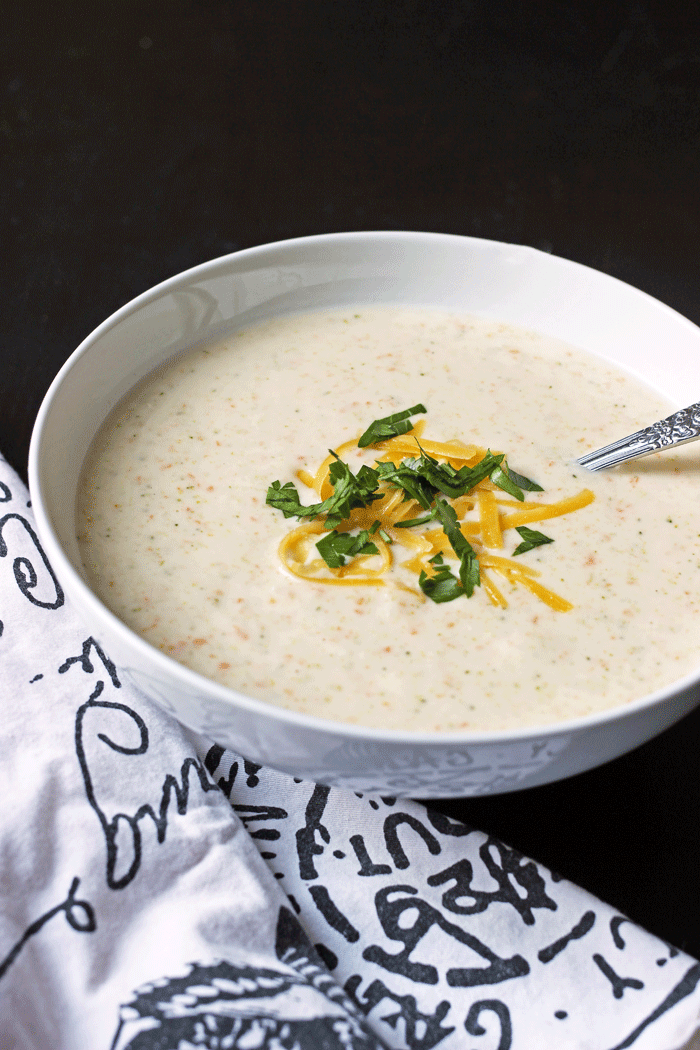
{"left": 77, "top": 308, "right": 700, "bottom": 732}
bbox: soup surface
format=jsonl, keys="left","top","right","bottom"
{"left": 77, "top": 307, "right": 700, "bottom": 731}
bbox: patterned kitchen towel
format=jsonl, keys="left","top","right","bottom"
{"left": 0, "top": 451, "right": 699, "bottom": 1050}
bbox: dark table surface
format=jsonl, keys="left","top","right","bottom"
{"left": 3, "top": 0, "right": 699, "bottom": 959}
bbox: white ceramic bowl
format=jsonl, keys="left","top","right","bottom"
{"left": 29, "top": 232, "right": 700, "bottom": 797}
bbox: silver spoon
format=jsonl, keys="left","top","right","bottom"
{"left": 576, "top": 402, "right": 700, "bottom": 471}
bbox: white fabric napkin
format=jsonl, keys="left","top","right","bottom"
{"left": 1, "top": 451, "right": 699, "bottom": 1050}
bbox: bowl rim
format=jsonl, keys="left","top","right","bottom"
{"left": 28, "top": 229, "right": 700, "bottom": 746}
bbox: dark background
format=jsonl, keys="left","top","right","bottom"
{"left": 2, "top": 0, "right": 699, "bottom": 957}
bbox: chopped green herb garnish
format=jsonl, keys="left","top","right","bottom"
{"left": 393, "top": 512, "right": 436, "bottom": 529}
{"left": 357, "top": 404, "right": 427, "bottom": 447}
{"left": 266, "top": 453, "right": 382, "bottom": 529}
{"left": 316, "top": 529, "right": 379, "bottom": 568}
{"left": 265, "top": 480, "right": 309, "bottom": 519}
{"left": 427, "top": 449, "right": 504, "bottom": 497}
{"left": 458, "top": 546, "right": 481, "bottom": 597}
{"left": 377, "top": 447, "right": 505, "bottom": 504}
{"left": 512, "top": 526, "right": 554, "bottom": 556}
{"left": 505, "top": 466, "right": 544, "bottom": 493}
{"left": 433, "top": 498, "right": 470, "bottom": 558}
{"left": 374, "top": 460, "right": 437, "bottom": 508}
{"left": 490, "top": 464, "right": 525, "bottom": 502}
{"left": 419, "top": 555, "right": 464, "bottom": 603}
{"left": 490, "top": 462, "right": 544, "bottom": 501}
{"left": 267, "top": 407, "right": 568, "bottom": 606}
{"left": 369, "top": 520, "right": 393, "bottom": 543}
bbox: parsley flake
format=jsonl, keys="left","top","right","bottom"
{"left": 490, "top": 462, "right": 544, "bottom": 501}
{"left": 419, "top": 555, "right": 464, "bottom": 603}
{"left": 357, "top": 404, "right": 427, "bottom": 447}
{"left": 316, "top": 530, "right": 379, "bottom": 568}
{"left": 513, "top": 526, "right": 554, "bottom": 555}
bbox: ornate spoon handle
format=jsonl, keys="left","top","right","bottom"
{"left": 576, "top": 402, "right": 700, "bottom": 471}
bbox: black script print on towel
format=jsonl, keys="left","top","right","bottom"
{"left": 0, "top": 481, "right": 63, "bottom": 636}
{"left": 110, "top": 906, "right": 388, "bottom": 1050}
{"left": 58, "top": 634, "right": 222, "bottom": 890}
{"left": 347, "top": 974, "right": 457, "bottom": 1048}
{"left": 0, "top": 511, "right": 64, "bottom": 611}
{"left": 464, "top": 1000, "right": 512, "bottom": 1050}
{"left": 204, "top": 743, "right": 263, "bottom": 796}
{"left": 293, "top": 797, "right": 533, "bottom": 991}
{"left": 296, "top": 783, "right": 332, "bottom": 880}
{"left": 363, "top": 884, "right": 530, "bottom": 987}
{"left": 59, "top": 635, "right": 120, "bottom": 688}
{"left": 0, "top": 878, "right": 96, "bottom": 980}
{"left": 427, "top": 839, "right": 557, "bottom": 926}
{"left": 594, "top": 953, "right": 645, "bottom": 999}
{"left": 606, "top": 962, "right": 700, "bottom": 1050}
{"left": 289, "top": 790, "right": 529, "bottom": 1044}
{"left": 1, "top": 626, "right": 221, "bottom": 985}
{"left": 294, "top": 783, "right": 364, "bottom": 941}
{"left": 201, "top": 750, "right": 700, "bottom": 1050}
{"left": 75, "top": 680, "right": 219, "bottom": 889}
{"left": 538, "top": 911, "right": 597, "bottom": 963}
